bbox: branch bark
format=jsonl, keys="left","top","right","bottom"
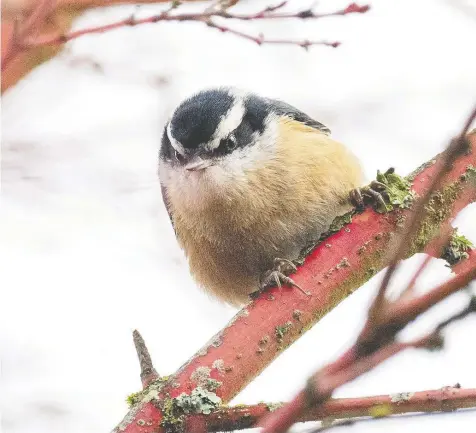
{"left": 183, "top": 386, "right": 476, "bottom": 432}
{"left": 112, "top": 132, "right": 476, "bottom": 432}
{"left": 133, "top": 330, "right": 160, "bottom": 388}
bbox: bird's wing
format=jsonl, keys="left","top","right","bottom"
{"left": 266, "top": 98, "right": 331, "bottom": 135}
{"left": 160, "top": 182, "right": 176, "bottom": 235}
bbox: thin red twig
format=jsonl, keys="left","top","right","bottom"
{"left": 391, "top": 256, "right": 475, "bottom": 322}
{"left": 7, "top": 2, "right": 369, "bottom": 54}
{"left": 184, "top": 386, "right": 476, "bottom": 431}
{"left": 1, "top": 1, "right": 370, "bottom": 90}
{"left": 204, "top": 20, "right": 341, "bottom": 48}
{"left": 403, "top": 254, "right": 433, "bottom": 295}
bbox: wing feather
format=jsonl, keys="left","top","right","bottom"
{"left": 266, "top": 98, "right": 331, "bottom": 135}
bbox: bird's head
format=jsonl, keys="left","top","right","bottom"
{"left": 159, "top": 87, "right": 279, "bottom": 185}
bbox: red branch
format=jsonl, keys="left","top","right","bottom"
{"left": 112, "top": 129, "right": 475, "bottom": 432}
{"left": 184, "top": 386, "right": 476, "bottom": 431}
{"left": 24, "top": 2, "right": 369, "bottom": 49}
{"left": 2, "top": 2, "right": 370, "bottom": 73}
{"left": 258, "top": 122, "right": 476, "bottom": 433}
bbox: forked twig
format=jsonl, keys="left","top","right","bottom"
{"left": 2, "top": 1, "right": 370, "bottom": 73}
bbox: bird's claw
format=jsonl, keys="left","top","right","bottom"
{"left": 272, "top": 257, "right": 297, "bottom": 274}
{"left": 350, "top": 168, "right": 393, "bottom": 213}
{"left": 250, "top": 258, "right": 311, "bottom": 300}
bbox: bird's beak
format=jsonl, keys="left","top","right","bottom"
{"left": 184, "top": 158, "right": 213, "bottom": 171}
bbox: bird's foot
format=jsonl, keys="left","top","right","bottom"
{"left": 250, "top": 258, "right": 311, "bottom": 300}
{"left": 350, "top": 168, "right": 393, "bottom": 213}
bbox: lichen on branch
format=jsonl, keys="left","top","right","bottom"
{"left": 375, "top": 168, "right": 415, "bottom": 213}
{"left": 441, "top": 229, "right": 474, "bottom": 266}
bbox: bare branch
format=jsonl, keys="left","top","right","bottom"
{"left": 1, "top": 1, "right": 371, "bottom": 91}
{"left": 22, "top": 2, "right": 369, "bottom": 50}
{"left": 204, "top": 20, "right": 340, "bottom": 48}
{"left": 182, "top": 386, "right": 476, "bottom": 431}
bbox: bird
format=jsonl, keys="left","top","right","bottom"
{"left": 158, "top": 87, "right": 384, "bottom": 306}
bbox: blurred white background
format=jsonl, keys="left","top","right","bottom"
{"left": 1, "top": 0, "right": 476, "bottom": 432}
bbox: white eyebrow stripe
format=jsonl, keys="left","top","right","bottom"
{"left": 208, "top": 99, "right": 246, "bottom": 150}
{"left": 167, "top": 122, "right": 185, "bottom": 154}
{"left": 227, "top": 87, "right": 249, "bottom": 100}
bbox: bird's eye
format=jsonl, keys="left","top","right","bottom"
{"left": 174, "top": 149, "right": 185, "bottom": 162}
{"left": 219, "top": 134, "right": 237, "bottom": 153}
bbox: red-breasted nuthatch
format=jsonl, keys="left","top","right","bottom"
{"left": 159, "top": 87, "right": 381, "bottom": 306}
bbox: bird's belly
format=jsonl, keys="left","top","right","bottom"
{"left": 178, "top": 206, "right": 336, "bottom": 305}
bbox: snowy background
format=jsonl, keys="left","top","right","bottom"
{"left": 1, "top": 0, "right": 476, "bottom": 432}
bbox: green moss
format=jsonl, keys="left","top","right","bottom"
{"left": 441, "top": 230, "right": 474, "bottom": 266}
{"left": 161, "top": 396, "right": 183, "bottom": 430}
{"left": 375, "top": 169, "right": 416, "bottom": 213}
{"left": 275, "top": 322, "right": 293, "bottom": 343}
{"left": 465, "top": 165, "right": 476, "bottom": 185}
{"left": 328, "top": 211, "right": 353, "bottom": 233}
{"left": 125, "top": 376, "right": 172, "bottom": 408}
{"left": 409, "top": 182, "right": 464, "bottom": 256}
{"left": 126, "top": 391, "right": 141, "bottom": 407}
{"left": 266, "top": 402, "right": 284, "bottom": 412}
{"left": 369, "top": 404, "right": 392, "bottom": 418}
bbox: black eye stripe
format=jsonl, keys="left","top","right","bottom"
{"left": 212, "top": 136, "right": 236, "bottom": 157}
{"left": 222, "top": 137, "right": 237, "bottom": 150}
{"left": 212, "top": 119, "right": 255, "bottom": 157}
{"left": 174, "top": 149, "right": 185, "bottom": 162}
